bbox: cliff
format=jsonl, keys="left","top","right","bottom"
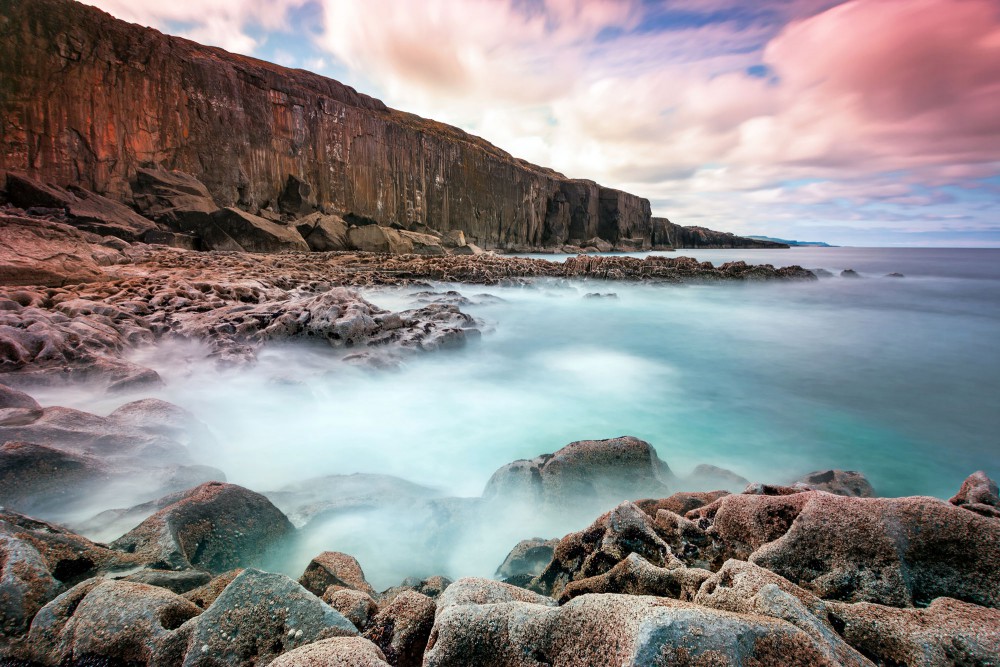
{"left": 652, "top": 218, "right": 789, "bottom": 249}
{"left": 0, "top": 0, "right": 652, "bottom": 249}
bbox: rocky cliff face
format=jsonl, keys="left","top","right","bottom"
{"left": 0, "top": 0, "right": 651, "bottom": 249}
{"left": 652, "top": 218, "right": 789, "bottom": 249}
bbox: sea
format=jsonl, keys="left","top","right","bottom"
{"left": 31, "top": 247, "right": 1000, "bottom": 586}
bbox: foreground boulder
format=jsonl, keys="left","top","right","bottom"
{"left": 24, "top": 578, "right": 202, "bottom": 665}
{"left": 363, "top": 590, "right": 436, "bottom": 667}
{"left": 269, "top": 637, "right": 391, "bottom": 667}
{"left": 156, "top": 569, "right": 358, "bottom": 665}
{"left": 111, "top": 482, "right": 294, "bottom": 573}
{"left": 483, "top": 436, "right": 673, "bottom": 513}
{"left": 425, "top": 594, "right": 851, "bottom": 666}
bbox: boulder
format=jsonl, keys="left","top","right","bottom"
{"left": 295, "top": 212, "right": 350, "bottom": 251}
{"left": 558, "top": 553, "right": 711, "bottom": 604}
{"left": 299, "top": 551, "right": 377, "bottom": 598}
{"left": 437, "top": 578, "right": 555, "bottom": 616}
{"left": 268, "top": 637, "right": 391, "bottom": 667}
{"left": 793, "top": 469, "right": 875, "bottom": 497}
{"left": 0, "top": 530, "right": 62, "bottom": 637}
{"left": 450, "top": 242, "right": 484, "bottom": 255}
{"left": 209, "top": 207, "right": 309, "bottom": 252}
{"left": 683, "top": 464, "right": 749, "bottom": 492}
{"left": 440, "top": 230, "right": 466, "bottom": 248}
{"left": 324, "top": 588, "right": 378, "bottom": 631}
{"left": 156, "top": 569, "right": 357, "bottom": 665}
{"left": 531, "top": 502, "right": 677, "bottom": 599}
{"left": 25, "top": 579, "right": 202, "bottom": 666}
{"left": 841, "top": 269, "right": 861, "bottom": 278}
{"left": 582, "top": 237, "right": 613, "bottom": 252}
{"left": 398, "top": 230, "right": 446, "bottom": 256}
{"left": 131, "top": 166, "right": 220, "bottom": 228}
{"left": 826, "top": 597, "right": 1000, "bottom": 666}
{"left": 0, "top": 442, "right": 108, "bottom": 516}
{"left": 4, "top": 172, "right": 157, "bottom": 241}
{"left": 496, "top": 538, "right": 559, "bottom": 580}
{"left": 181, "top": 568, "right": 243, "bottom": 609}
{"left": 348, "top": 225, "right": 413, "bottom": 254}
{"left": 380, "top": 576, "right": 454, "bottom": 605}
{"left": 949, "top": 470, "right": 1000, "bottom": 518}
{"left": 425, "top": 594, "right": 850, "bottom": 666}
{"left": 695, "top": 560, "right": 873, "bottom": 667}
{"left": 483, "top": 436, "right": 673, "bottom": 512}
{"left": 0, "top": 216, "right": 105, "bottom": 286}
{"left": 111, "top": 482, "right": 294, "bottom": 573}
{"left": 363, "top": 590, "right": 436, "bottom": 667}
{"left": 634, "top": 490, "right": 729, "bottom": 518}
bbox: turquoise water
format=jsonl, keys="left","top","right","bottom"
{"left": 32, "top": 247, "right": 1000, "bottom": 585}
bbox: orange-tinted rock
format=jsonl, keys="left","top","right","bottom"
{"left": 299, "top": 551, "right": 377, "bottom": 599}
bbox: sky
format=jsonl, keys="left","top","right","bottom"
{"left": 83, "top": 0, "right": 1000, "bottom": 246}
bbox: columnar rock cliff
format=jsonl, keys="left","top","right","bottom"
{"left": 0, "top": 0, "right": 652, "bottom": 249}
{"left": 652, "top": 218, "right": 789, "bottom": 249}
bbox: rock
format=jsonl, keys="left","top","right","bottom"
{"left": 812, "top": 268, "right": 835, "bottom": 278}
{"left": 483, "top": 436, "right": 673, "bottom": 513}
{"left": 324, "top": 588, "right": 378, "bottom": 631}
{"left": 437, "top": 578, "right": 556, "bottom": 615}
{"left": 826, "top": 597, "right": 1000, "bottom": 666}
{"left": 268, "top": 637, "right": 391, "bottom": 667}
{"left": 363, "top": 591, "right": 436, "bottom": 667}
{"left": 841, "top": 269, "right": 861, "bottom": 278}
{"left": 612, "top": 237, "right": 648, "bottom": 251}
{"left": 531, "top": 501, "right": 677, "bottom": 599}
{"left": 25, "top": 578, "right": 202, "bottom": 665}
{"left": 398, "top": 230, "right": 446, "bottom": 256}
{"left": 0, "top": 442, "right": 108, "bottom": 516}
{"left": 0, "top": 215, "right": 106, "bottom": 286}
{"left": 558, "top": 552, "right": 711, "bottom": 604}
{"left": 684, "top": 464, "right": 750, "bottom": 491}
{"left": 651, "top": 217, "right": 789, "bottom": 249}
{"left": 208, "top": 207, "right": 310, "bottom": 253}
{"left": 295, "top": 212, "right": 350, "bottom": 251}
{"left": 348, "top": 225, "right": 414, "bottom": 254}
{"left": 583, "top": 292, "right": 617, "bottom": 299}
{"left": 143, "top": 230, "right": 200, "bottom": 249}
{"left": 299, "top": 551, "right": 377, "bottom": 598}
{"left": 634, "top": 490, "right": 729, "bottom": 518}
{"left": 0, "top": 529, "right": 62, "bottom": 638}
{"left": 496, "top": 538, "right": 559, "bottom": 580}
{"left": 885, "top": 272, "right": 905, "bottom": 278}
{"left": 278, "top": 174, "right": 317, "bottom": 216}
{"left": 106, "top": 398, "right": 213, "bottom": 446}
{"left": 0, "top": 383, "right": 41, "bottom": 410}
{"left": 450, "top": 242, "right": 484, "bottom": 255}
{"left": 695, "top": 560, "right": 873, "bottom": 667}
{"left": 380, "top": 576, "right": 454, "bottom": 605}
{"left": 949, "top": 470, "right": 1000, "bottom": 518}
{"left": 4, "top": 172, "right": 158, "bottom": 241}
{"left": 181, "top": 569, "right": 243, "bottom": 609}
{"left": 156, "top": 569, "right": 358, "bottom": 665}
{"left": 117, "top": 569, "right": 212, "bottom": 594}
{"left": 716, "top": 492, "right": 1000, "bottom": 607}
{"left": 440, "top": 230, "right": 466, "bottom": 248}
{"left": 425, "top": 593, "right": 849, "bottom": 666}
{"left": 792, "top": 469, "right": 876, "bottom": 497}
{"left": 582, "top": 237, "right": 613, "bottom": 252}
{"left": 111, "top": 482, "right": 294, "bottom": 573}
{"left": 131, "top": 166, "right": 220, "bottom": 232}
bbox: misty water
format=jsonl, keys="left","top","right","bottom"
{"left": 29, "top": 247, "right": 1000, "bottom": 588}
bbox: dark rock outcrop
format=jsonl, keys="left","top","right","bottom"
{"left": 111, "top": 482, "right": 294, "bottom": 573}
{"left": 0, "top": 0, "right": 651, "bottom": 250}
{"left": 651, "top": 217, "right": 789, "bottom": 249}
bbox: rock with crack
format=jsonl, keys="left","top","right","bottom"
{"left": 111, "top": 482, "right": 294, "bottom": 573}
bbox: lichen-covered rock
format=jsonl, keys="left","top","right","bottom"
{"left": 792, "top": 469, "right": 876, "bottom": 497}
{"left": 111, "top": 482, "right": 294, "bottom": 573}
{"left": 559, "top": 553, "right": 711, "bottom": 604}
{"left": 268, "top": 637, "right": 391, "bottom": 667}
{"left": 299, "top": 551, "right": 377, "bottom": 598}
{"left": 531, "top": 501, "right": 676, "bottom": 599}
{"left": 25, "top": 579, "right": 202, "bottom": 666}
{"left": 826, "top": 597, "right": 1000, "bottom": 666}
{"left": 0, "top": 530, "right": 62, "bottom": 638}
{"left": 436, "top": 578, "right": 556, "bottom": 616}
{"left": 496, "top": 538, "right": 559, "bottom": 580}
{"left": 425, "top": 594, "right": 849, "bottom": 666}
{"left": 483, "top": 436, "right": 673, "bottom": 513}
{"left": 156, "top": 569, "right": 357, "bottom": 666}
{"left": 324, "top": 588, "right": 378, "bottom": 631}
{"left": 695, "top": 560, "right": 873, "bottom": 667}
{"left": 363, "top": 590, "right": 436, "bottom": 667}
{"left": 949, "top": 470, "right": 1000, "bottom": 518}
